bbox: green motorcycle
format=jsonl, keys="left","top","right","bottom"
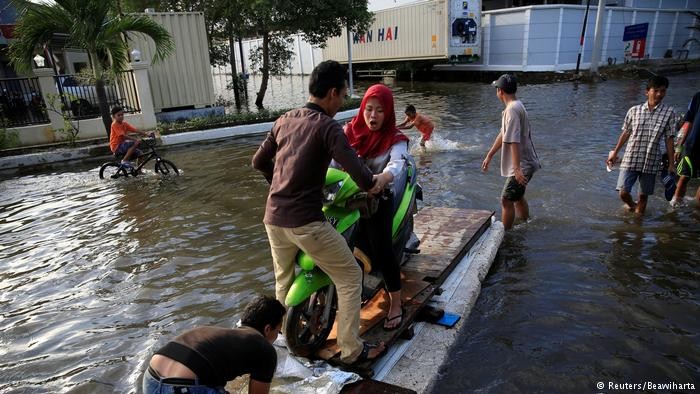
{"left": 284, "top": 157, "right": 422, "bottom": 357}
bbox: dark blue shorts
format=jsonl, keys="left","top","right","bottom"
{"left": 115, "top": 141, "right": 141, "bottom": 157}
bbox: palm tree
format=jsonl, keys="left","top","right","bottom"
{"left": 9, "top": 0, "right": 174, "bottom": 138}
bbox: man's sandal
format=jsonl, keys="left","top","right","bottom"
{"left": 353, "top": 341, "right": 387, "bottom": 364}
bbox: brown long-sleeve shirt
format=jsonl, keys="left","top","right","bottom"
{"left": 252, "top": 103, "right": 374, "bottom": 228}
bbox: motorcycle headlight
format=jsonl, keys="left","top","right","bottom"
{"left": 322, "top": 181, "right": 343, "bottom": 205}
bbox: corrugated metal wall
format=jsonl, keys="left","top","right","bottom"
{"left": 323, "top": 0, "right": 448, "bottom": 63}
{"left": 626, "top": 0, "right": 700, "bottom": 8}
{"left": 129, "top": 12, "right": 215, "bottom": 112}
{"left": 480, "top": 4, "right": 699, "bottom": 71}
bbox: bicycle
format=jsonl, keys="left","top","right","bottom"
{"left": 99, "top": 134, "right": 179, "bottom": 179}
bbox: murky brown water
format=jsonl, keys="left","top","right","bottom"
{"left": 1, "top": 73, "right": 699, "bottom": 393}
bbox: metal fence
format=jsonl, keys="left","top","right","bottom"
{"left": 0, "top": 77, "right": 50, "bottom": 127}
{"left": 54, "top": 70, "right": 141, "bottom": 120}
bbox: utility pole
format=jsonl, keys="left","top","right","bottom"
{"left": 575, "top": 0, "right": 592, "bottom": 75}
{"left": 346, "top": 24, "right": 354, "bottom": 97}
{"left": 228, "top": 31, "right": 241, "bottom": 109}
{"left": 590, "top": 0, "right": 606, "bottom": 75}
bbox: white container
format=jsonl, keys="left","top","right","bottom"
{"left": 323, "top": 0, "right": 450, "bottom": 63}
{"left": 129, "top": 12, "right": 216, "bottom": 112}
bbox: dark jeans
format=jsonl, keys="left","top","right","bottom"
{"left": 357, "top": 193, "right": 402, "bottom": 292}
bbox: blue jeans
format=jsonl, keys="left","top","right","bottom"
{"left": 142, "top": 367, "right": 227, "bottom": 394}
{"left": 616, "top": 169, "right": 656, "bottom": 195}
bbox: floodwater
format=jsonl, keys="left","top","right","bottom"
{"left": 211, "top": 69, "right": 311, "bottom": 112}
{"left": 1, "top": 73, "right": 699, "bottom": 393}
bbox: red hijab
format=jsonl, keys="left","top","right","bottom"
{"left": 345, "top": 84, "right": 409, "bottom": 158}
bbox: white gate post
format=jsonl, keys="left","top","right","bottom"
{"left": 129, "top": 61, "right": 156, "bottom": 130}
{"left": 32, "top": 68, "right": 64, "bottom": 133}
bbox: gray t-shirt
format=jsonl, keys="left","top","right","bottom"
{"left": 500, "top": 100, "right": 540, "bottom": 177}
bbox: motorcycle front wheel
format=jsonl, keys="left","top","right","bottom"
{"left": 284, "top": 284, "right": 337, "bottom": 357}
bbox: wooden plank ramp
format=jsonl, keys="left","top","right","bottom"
{"left": 318, "top": 207, "right": 494, "bottom": 376}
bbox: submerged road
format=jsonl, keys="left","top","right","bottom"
{"left": 1, "top": 73, "right": 698, "bottom": 393}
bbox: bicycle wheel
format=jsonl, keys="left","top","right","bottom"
{"left": 155, "top": 159, "right": 179, "bottom": 176}
{"left": 99, "top": 162, "right": 128, "bottom": 179}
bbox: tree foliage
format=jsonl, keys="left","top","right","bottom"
{"left": 116, "top": 0, "right": 375, "bottom": 108}
{"left": 9, "top": 0, "right": 174, "bottom": 136}
{"left": 249, "top": 36, "right": 294, "bottom": 76}
{"left": 242, "top": 0, "right": 374, "bottom": 107}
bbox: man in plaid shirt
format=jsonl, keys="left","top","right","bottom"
{"left": 607, "top": 76, "right": 676, "bottom": 214}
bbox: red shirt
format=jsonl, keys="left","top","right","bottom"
{"left": 109, "top": 121, "right": 137, "bottom": 152}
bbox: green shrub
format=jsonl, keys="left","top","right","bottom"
{"left": 157, "top": 98, "right": 362, "bottom": 135}
{"left": 0, "top": 125, "right": 20, "bottom": 149}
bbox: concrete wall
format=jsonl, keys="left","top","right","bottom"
{"left": 13, "top": 113, "right": 153, "bottom": 146}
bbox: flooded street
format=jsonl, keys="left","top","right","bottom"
{"left": 1, "top": 73, "right": 699, "bottom": 393}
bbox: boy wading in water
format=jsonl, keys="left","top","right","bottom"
{"left": 607, "top": 76, "right": 676, "bottom": 214}
{"left": 482, "top": 74, "right": 541, "bottom": 230}
{"left": 397, "top": 105, "right": 434, "bottom": 147}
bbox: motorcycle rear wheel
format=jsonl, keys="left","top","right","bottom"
{"left": 284, "top": 284, "right": 337, "bottom": 357}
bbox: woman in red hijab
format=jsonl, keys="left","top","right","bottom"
{"left": 344, "top": 84, "right": 410, "bottom": 330}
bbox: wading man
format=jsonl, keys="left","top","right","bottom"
{"left": 607, "top": 76, "right": 676, "bottom": 214}
{"left": 482, "top": 74, "right": 541, "bottom": 230}
{"left": 671, "top": 91, "right": 700, "bottom": 206}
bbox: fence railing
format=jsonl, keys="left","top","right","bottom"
{"left": 0, "top": 77, "right": 50, "bottom": 127}
{"left": 54, "top": 70, "right": 141, "bottom": 120}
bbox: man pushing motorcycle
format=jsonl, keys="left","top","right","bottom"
{"left": 252, "top": 60, "right": 387, "bottom": 365}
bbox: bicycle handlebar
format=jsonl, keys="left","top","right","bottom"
{"left": 141, "top": 133, "right": 157, "bottom": 146}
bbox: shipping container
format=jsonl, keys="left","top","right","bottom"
{"left": 129, "top": 12, "right": 215, "bottom": 112}
{"left": 323, "top": 0, "right": 449, "bottom": 63}
{"left": 323, "top": 0, "right": 483, "bottom": 64}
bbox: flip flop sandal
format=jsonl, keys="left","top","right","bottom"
{"left": 383, "top": 307, "right": 405, "bottom": 331}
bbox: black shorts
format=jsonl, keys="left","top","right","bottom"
{"left": 502, "top": 174, "right": 532, "bottom": 202}
{"left": 677, "top": 155, "right": 700, "bottom": 178}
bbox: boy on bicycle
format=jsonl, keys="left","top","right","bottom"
{"left": 109, "top": 106, "right": 148, "bottom": 166}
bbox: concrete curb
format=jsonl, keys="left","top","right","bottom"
{"left": 375, "top": 219, "right": 505, "bottom": 393}
{"left": 0, "top": 109, "right": 359, "bottom": 173}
